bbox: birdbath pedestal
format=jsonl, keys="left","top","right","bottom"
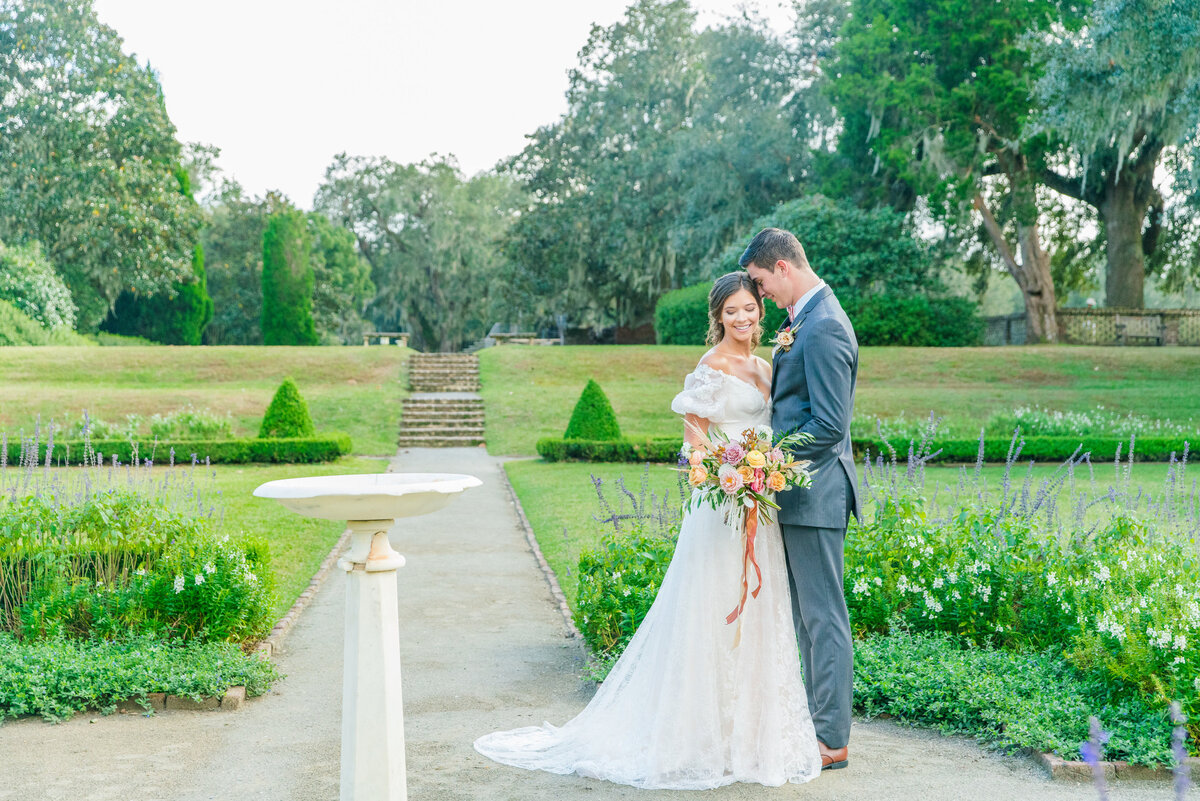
{"left": 253, "top": 472, "right": 482, "bottom": 801}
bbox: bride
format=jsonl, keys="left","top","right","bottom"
{"left": 474, "top": 272, "right": 822, "bottom": 790}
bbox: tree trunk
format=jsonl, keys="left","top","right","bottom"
{"left": 974, "top": 192, "right": 1059, "bottom": 343}
{"left": 1099, "top": 174, "right": 1148, "bottom": 308}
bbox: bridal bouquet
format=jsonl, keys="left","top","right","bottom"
{"left": 677, "top": 424, "right": 813, "bottom": 642}
{"left": 678, "top": 424, "right": 813, "bottom": 526}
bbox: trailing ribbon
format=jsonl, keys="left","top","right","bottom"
{"left": 726, "top": 498, "right": 763, "bottom": 648}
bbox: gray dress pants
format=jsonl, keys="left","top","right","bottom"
{"left": 780, "top": 512, "right": 853, "bottom": 749}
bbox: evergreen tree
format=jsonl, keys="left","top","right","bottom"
{"left": 261, "top": 209, "right": 317, "bottom": 346}
{"left": 564, "top": 380, "right": 622, "bottom": 440}
{"left": 258, "top": 377, "right": 315, "bottom": 438}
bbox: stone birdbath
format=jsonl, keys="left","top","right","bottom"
{"left": 253, "top": 472, "right": 482, "bottom": 801}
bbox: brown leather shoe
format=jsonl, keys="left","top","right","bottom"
{"left": 819, "top": 742, "right": 849, "bottom": 771}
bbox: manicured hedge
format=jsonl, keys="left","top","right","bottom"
{"left": 855, "top": 435, "right": 1194, "bottom": 464}
{"left": 564, "top": 380, "right": 621, "bottom": 440}
{"left": 7, "top": 435, "right": 352, "bottom": 465}
{"left": 536, "top": 437, "right": 682, "bottom": 463}
{"left": 537, "top": 435, "right": 1193, "bottom": 464}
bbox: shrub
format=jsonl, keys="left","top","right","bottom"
{"left": 259, "top": 377, "right": 316, "bottom": 438}
{"left": 0, "top": 633, "right": 279, "bottom": 722}
{"left": 0, "top": 299, "right": 92, "bottom": 346}
{"left": 564, "top": 380, "right": 621, "bottom": 440}
{"left": 844, "top": 293, "right": 983, "bottom": 347}
{"left": 104, "top": 244, "right": 213, "bottom": 346}
{"left": 2, "top": 490, "right": 275, "bottom": 644}
{"left": 574, "top": 528, "right": 677, "bottom": 656}
{"left": 0, "top": 240, "right": 77, "bottom": 330}
{"left": 262, "top": 209, "right": 318, "bottom": 346}
{"left": 148, "top": 405, "right": 234, "bottom": 440}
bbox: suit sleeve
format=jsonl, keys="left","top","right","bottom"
{"left": 792, "top": 317, "right": 854, "bottom": 459}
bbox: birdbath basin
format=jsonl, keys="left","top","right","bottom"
{"left": 254, "top": 471, "right": 481, "bottom": 801}
{"left": 253, "top": 472, "right": 481, "bottom": 521}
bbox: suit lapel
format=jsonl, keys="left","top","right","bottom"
{"left": 770, "top": 286, "right": 832, "bottom": 402}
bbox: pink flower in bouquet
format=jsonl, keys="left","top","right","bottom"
{"left": 722, "top": 442, "right": 745, "bottom": 464}
{"left": 751, "top": 469, "right": 765, "bottom": 493}
{"left": 768, "top": 448, "right": 784, "bottom": 464}
{"left": 688, "top": 449, "right": 706, "bottom": 466}
{"left": 717, "top": 464, "right": 743, "bottom": 494}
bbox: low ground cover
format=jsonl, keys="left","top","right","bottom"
{"left": 480, "top": 345, "right": 1200, "bottom": 457}
{"left": 505, "top": 454, "right": 1198, "bottom": 765}
{"left": 0, "top": 446, "right": 386, "bottom": 720}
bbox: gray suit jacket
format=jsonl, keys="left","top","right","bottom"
{"left": 770, "top": 286, "right": 861, "bottom": 529}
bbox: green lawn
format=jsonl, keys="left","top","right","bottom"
{"left": 480, "top": 345, "right": 1200, "bottom": 457}
{"left": 0, "top": 345, "right": 410, "bottom": 456}
{"left": 506, "top": 457, "right": 1187, "bottom": 610}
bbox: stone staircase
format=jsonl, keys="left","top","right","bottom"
{"left": 407, "top": 353, "right": 480, "bottom": 393}
{"left": 397, "top": 353, "right": 485, "bottom": 448}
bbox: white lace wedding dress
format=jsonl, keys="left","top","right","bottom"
{"left": 474, "top": 363, "right": 822, "bottom": 789}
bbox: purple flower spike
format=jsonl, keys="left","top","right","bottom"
{"left": 1081, "top": 716, "right": 1111, "bottom": 801}
{"left": 1171, "top": 702, "right": 1191, "bottom": 801}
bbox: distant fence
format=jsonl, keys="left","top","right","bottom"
{"left": 984, "top": 309, "right": 1200, "bottom": 346}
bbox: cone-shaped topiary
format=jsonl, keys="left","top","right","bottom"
{"left": 259, "top": 377, "right": 316, "bottom": 438}
{"left": 564, "top": 379, "right": 621, "bottom": 440}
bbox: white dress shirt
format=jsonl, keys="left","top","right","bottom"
{"left": 787, "top": 280, "right": 826, "bottom": 324}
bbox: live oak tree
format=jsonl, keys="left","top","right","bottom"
{"left": 1029, "top": 0, "right": 1200, "bottom": 308}
{"left": 314, "top": 154, "right": 522, "bottom": 353}
{"left": 828, "top": 0, "right": 1081, "bottom": 341}
{"left": 0, "top": 0, "right": 201, "bottom": 330}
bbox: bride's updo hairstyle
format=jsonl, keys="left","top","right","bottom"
{"left": 706, "top": 271, "right": 765, "bottom": 348}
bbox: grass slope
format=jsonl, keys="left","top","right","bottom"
{"left": 480, "top": 345, "right": 1200, "bottom": 457}
{"left": 0, "top": 346, "right": 409, "bottom": 456}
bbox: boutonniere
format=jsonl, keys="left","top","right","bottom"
{"left": 770, "top": 327, "right": 795, "bottom": 355}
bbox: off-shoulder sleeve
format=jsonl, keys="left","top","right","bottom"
{"left": 670, "top": 364, "right": 726, "bottom": 420}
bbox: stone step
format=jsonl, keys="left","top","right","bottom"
{"left": 400, "top": 418, "right": 485, "bottom": 428}
{"left": 398, "top": 425, "right": 485, "bottom": 436}
{"left": 409, "top": 358, "right": 479, "bottom": 365}
{"left": 410, "top": 384, "right": 481, "bottom": 392}
{"left": 401, "top": 410, "right": 485, "bottom": 420}
{"left": 402, "top": 397, "right": 482, "bottom": 405}
{"left": 396, "top": 435, "right": 485, "bottom": 447}
{"left": 408, "top": 371, "right": 480, "bottom": 380}
{"left": 402, "top": 401, "right": 483, "bottom": 410}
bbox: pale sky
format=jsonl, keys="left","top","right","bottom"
{"left": 93, "top": 0, "right": 795, "bottom": 209}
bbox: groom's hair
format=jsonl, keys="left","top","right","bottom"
{"left": 738, "top": 228, "right": 807, "bottom": 273}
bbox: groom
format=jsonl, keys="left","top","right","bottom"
{"left": 741, "top": 228, "right": 860, "bottom": 771}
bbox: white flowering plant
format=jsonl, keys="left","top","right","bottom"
{"left": 845, "top": 498, "right": 1200, "bottom": 747}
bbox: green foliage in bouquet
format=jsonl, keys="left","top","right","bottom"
{"left": 574, "top": 528, "right": 676, "bottom": 656}
{"left": 259, "top": 377, "right": 316, "bottom": 439}
{"left": 564, "top": 379, "right": 621, "bottom": 440}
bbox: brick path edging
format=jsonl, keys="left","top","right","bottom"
{"left": 254, "top": 525, "right": 354, "bottom": 660}
{"left": 1037, "top": 750, "right": 1200, "bottom": 783}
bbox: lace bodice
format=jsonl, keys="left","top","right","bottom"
{"left": 670, "top": 363, "right": 770, "bottom": 438}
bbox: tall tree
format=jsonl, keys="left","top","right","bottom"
{"left": 1029, "top": 0, "right": 1200, "bottom": 307}
{"left": 261, "top": 209, "right": 317, "bottom": 346}
{"left": 103, "top": 166, "right": 213, "bottom": 344}
{"left": 0, "top": 0, "right": 201, "bottom": 329}
{"left": 501, "top": 0, "right": 820, "bottom": 333}
{"left": 315, "top": 154, "right": 521, "bottom": 353}
{"left": 307, "top": 212, "right": 374, "bottom": 344}
{"left": 828, "top": 0, "right": 1081, "bottom": 341}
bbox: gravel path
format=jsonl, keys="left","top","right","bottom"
{"left": 0, "top": 447, "right": 1193, "bottom": 801}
